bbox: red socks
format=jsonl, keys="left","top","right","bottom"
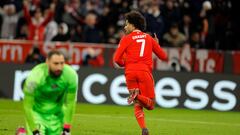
{"left": 136, "top": 95, "right": 155, "bottom": 110}
{"left": 134, "top": 103, "right": 146, "bottom": 129}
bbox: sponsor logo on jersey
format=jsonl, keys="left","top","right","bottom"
{"left": 51, "top": 84, "right": 58, "bottom": 89}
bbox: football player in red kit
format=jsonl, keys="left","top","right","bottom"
{"left": 113, "top": 11, "right": 168, "bottom": 135}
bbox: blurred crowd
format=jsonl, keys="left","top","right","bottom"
{"left": 0, "top": 0, "right": 238, "bottom": 51}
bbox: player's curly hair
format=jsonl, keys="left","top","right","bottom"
{"left": 125, "top": 11, "right": 146, "bottom": 31}
{"left": 47, "top": 50, "right": 64, "bottom": 59}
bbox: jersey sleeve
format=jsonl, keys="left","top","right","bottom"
{"left": 113, "top": 36, "right": 129, "bottom": 67}
{"left": 23, "top": 67, "right": 41, "bottom": 131}
{"left": 152, "top": 37, "right": 168, "bottom": 61}
{"left": 63, "top": 68, "right": 78, "bottom": 127}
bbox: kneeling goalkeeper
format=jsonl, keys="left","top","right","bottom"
{"left": 23, "top": 50, "right": 78, "bottom": 135}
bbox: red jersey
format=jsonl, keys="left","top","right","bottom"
{"left": 114, "top": 30, "right": 167, "bottom": 72}
{"left": 23, "top": 5, "right": 54, "bottom": 41}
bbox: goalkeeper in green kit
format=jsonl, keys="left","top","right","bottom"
{"left": 23, "top": 50, "right": 78, "bottom": 135}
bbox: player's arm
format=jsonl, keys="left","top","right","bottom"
{"left": 113, "top": 36, "right": 128, "bottom": 68}
{"left": 23, "top": 69, "right": 39, "bottom": 132}
{"left": 151, "top": 34, "right": 168, "bottom": 61}
{"left": 62, "top": 69, "right": 78, "bottom": 132}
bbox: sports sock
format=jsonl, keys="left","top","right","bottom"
{"left": 136, "top": 95, "right": 154, "bottom": 110}
{"left": 134, "top": 103, "right": 146, "bottom": 129}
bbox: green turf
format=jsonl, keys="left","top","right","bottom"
{"left": 0, "top": 99, "right": 239, "bottom": 135}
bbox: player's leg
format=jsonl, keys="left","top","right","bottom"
{"left": 136, "top": 71, "right": 154, "bottom": 135}
{"left": 136, "top": 71, "right": 155, "bottom": 110}
{"left": 126, "top": 71, "right": 147, "bottom": 132}
{"left": 134, "top": 102, "right": 146, "bottom": 129}
{"left": 134, "top": 102, "right": 150, "bottom": 135}
{"left": 125, "top": 72, "right": 139, "bottom": 104}
{"left": 137, "top": 95, "right": 155, "bottom": 110}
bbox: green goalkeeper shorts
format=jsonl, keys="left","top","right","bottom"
{"left": 26, "top": 111, "right": 64, "bottom": 135}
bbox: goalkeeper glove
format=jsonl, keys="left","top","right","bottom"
{"left": 16, "top": 127, "right": 26, "bottom": 135}
{"left": 62, "top": 124, "right": 71, "bottom": 135}
{"left": 32, "top": 130, "right": 40, "bottom": 135}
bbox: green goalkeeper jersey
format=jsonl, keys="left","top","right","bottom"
{"left": 23, "top": 63, "right": 78, "bottom": 131}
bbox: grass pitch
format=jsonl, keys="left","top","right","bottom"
{"left": 0, "top": 99, "right": 239, "bottom": 135}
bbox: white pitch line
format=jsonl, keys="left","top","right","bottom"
{"left": 75, "top": 113, "right": 240, "bottom": 127}
{"left": 1, "top": 109, "right": 240, "bottom": 127}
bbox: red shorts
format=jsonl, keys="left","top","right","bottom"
{"left": 125, "top": 71, "right": 155, "bottom": 98}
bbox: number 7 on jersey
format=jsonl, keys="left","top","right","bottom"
{"left": 137, "top": 39, "right": 146, "bottom": 57}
